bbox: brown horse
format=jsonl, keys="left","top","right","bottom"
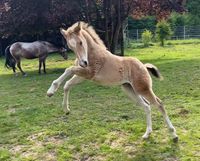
{"left": 5, "top": 41, "right": 68, "bottom": 76}
{"left": 47, "top": 22, "right": 178, "bottom": 142}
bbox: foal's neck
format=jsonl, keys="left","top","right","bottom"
{"left": 82, "top": 30, "right": 105, "bottom": 56}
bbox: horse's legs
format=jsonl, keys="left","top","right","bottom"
{"left": 141, "top": 89, "right": 178, "bottom": 142}
{"left": 39, "top": 60, "right": 42, "bottom": 74}
{"left": 43, "top": 59, "right": 46, "bottom": 74}
{"left": 16, "top": 59, "right": 26, "bottom": 76}
{"left": 121, "top": 83, "right": 152, "bottom": 139}
{"left": 39, "top": 57, "right": 46, "bottom": 74}
{"left": 12, "top": 64, "right": 17, "bottom": 76}
{"left": 62, "top": 75, "right": 84, "bottom": 114}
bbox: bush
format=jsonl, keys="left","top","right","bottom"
{"left": 156, "top": 21, "right": 172, "bottom": 46}
{"left": 142, "top": 30, "right": 153, "bottom": 47}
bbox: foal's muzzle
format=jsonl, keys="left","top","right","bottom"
{"left": 79, "top": 60, "right": 88, "bottom": 68}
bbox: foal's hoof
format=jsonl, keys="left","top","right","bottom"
{"left": 142, "top": 135, "right": 149, "bottom": 140}
{"left": 65, "top": 111, "right": 70, "bottom": 115}
{"left": 173, "top": 136, "right": 179, "bottom": 143}
{"left": 47, "top": 92, "right": 54, "bottom": 97}
{"left": 23, "top": 73, "right": 27, "bottom": 77}
{"left": 63, "top": 108, "right": 70, "bottom": 115}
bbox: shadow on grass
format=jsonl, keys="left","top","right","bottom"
{"left": 132, "top": 139, "right": 180, "bottom": 161}
{"left": 0, "top": 67, "right": 66, "bottom": 78}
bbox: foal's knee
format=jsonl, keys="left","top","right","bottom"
{"left": 144, "top": 105, "right": 151, "bottom": 113}
{"left": 63, "top": 84, "right": 70, "bottom": 92}
{"left": 52, "top": 81, "right": 59, "bottom": 87}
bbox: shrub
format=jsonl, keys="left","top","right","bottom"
{"left": 156, "top": 20, "right": 172, "bottom": 46}
{"left": 141, "top": 29, "right": 153, "bottom": 47}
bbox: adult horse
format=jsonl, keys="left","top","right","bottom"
{"left": 47, "top": 22, "right": 178, "bottom": 142}
{"left": 5, "top": 41, "right": 68, "bottom": 76}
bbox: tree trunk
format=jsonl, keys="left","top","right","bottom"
{"left": 161, "top": 39, "right": 164, "bottom": 46}
{"left": 110, "top": 0, "right": 122, "bottom": 54}
{"left": 120, "top": 23, "right": 124, "bottom": 56}
{"left": 111, "top": 23, "right": 121, "bottom": 54}
{"left": 0, "top": 38, "right": 2, "bottom": 56}
{"left": 103, "top": 0, "right": 110, "bottom": 50}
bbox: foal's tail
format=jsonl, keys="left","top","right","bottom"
{"left": 5, "top": 45, "right": 16, "bottom": 69}
{"left": 145, "top": 63, "right": 163, "bottom": 80}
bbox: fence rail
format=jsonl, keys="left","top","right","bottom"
{"left": 126, "top": 26, "right": 200, "bottom": 41}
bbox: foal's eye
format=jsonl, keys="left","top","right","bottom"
{"left": 80, "top": 41, "right": 82, "bottom": 45}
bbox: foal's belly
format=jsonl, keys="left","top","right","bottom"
{"left": 92, "top": 74, "right": 126, "bottom": 86}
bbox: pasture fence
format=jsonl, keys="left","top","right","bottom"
{"left": 124, "top": 25, "right": 200, "bottom": 46}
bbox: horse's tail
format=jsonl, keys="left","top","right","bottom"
{"left": 145, "top": 63, "right": 163, "bottom": 80}
{"left": 5, "top": 45, "right": 16, "bottom": 69}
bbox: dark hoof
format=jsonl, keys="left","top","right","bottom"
{"left": 65, "top": 111, "right": 70, "bottom": 115}
{"left": 23, "top": 73, "right": 27, "bottom": 77}
{"left": 173, "top": 136, "right": 179, "bottom": 143}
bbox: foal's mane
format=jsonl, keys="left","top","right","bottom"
{"left": 68, "top": 22, "right": 107, "bottom": 50}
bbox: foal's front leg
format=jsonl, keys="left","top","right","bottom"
{"left": 47, "top": 66, "right": 75, "bottom": 97}
{"left": 47, "top": 66, "right": 89, "bottom": 97}
{"left": 62, "top": 75, "right": 85, "bottom": 114}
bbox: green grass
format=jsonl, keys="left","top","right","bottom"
{"left": 0, "top": 39, "right": 200, "bottom": 161}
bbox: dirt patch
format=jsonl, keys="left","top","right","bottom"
{"left": 9, "top": 131, "right": 66, "bottom": 160}
{"left": 7, "top": 108, "right": 16, "bottom": 114}
{"left": 163, "top": 157, "right": 179, "bottom": 161}
{"left": 9, "top": 145, "right": 28, "bottom": 154}
{"left": 178, "top": 109, "right": 189, "bottom": 115}
{"left": 104, "top": 131, "right": 128, "bottom": 149}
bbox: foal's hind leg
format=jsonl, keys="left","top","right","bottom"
{"left": 63, "top": 75, "right": 84, "bottom": 114}
{"left": 141, "top": 89, "right": 178, "bottom": 142}
{"left": 121, "top": 83, "right": 152, "bottom": 139}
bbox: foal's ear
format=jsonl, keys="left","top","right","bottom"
{"left": 74, "top": 21, "right": 82, "bottom": 33}
{"left": 60, "top": 28, "right": 67, "bottom": 36}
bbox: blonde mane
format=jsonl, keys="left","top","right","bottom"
{"left": 67, "top": 21, "right": 107, "bottom": 50}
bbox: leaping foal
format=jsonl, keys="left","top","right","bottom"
{"left": 47, "top": 22, "right": 178, "bottom": 142}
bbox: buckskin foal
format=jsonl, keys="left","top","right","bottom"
{"left": 47, "top": 22, "right": 178, "bottom": 142}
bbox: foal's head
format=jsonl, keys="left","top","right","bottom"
{"left": 60, "top": 22, "right": 88, "bottom": 68}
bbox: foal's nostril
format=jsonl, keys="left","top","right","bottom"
{"left": 83, "top": 61, "right": 88, "bottom": 66}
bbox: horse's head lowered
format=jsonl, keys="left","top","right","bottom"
{"left": 60, "top": 22, "right": 88, "bottom": 68}
{"left": 59, "top": 47, "right": 68, "bottom": 60}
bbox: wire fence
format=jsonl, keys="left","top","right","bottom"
{"left": 126, "top": 26, "right": 200, "bottom": 42}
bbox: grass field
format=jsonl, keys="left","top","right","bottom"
{"left": 0, "top": 40, "right": 200, "bottom": 161}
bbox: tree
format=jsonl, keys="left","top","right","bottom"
{"left": 186, "top": 0, "right": 200, "bottom": 25}
{"left": 96, "top": 0, "right": 186, "bottom": 55}
{"left": 156, "top": 20, "right": 172, "bottom": 46}
{"left": 0, "top": 0, "right": 186, "bottom": 56}
{"left": 142, "top": 30, "right": 153, "bottom": 47}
